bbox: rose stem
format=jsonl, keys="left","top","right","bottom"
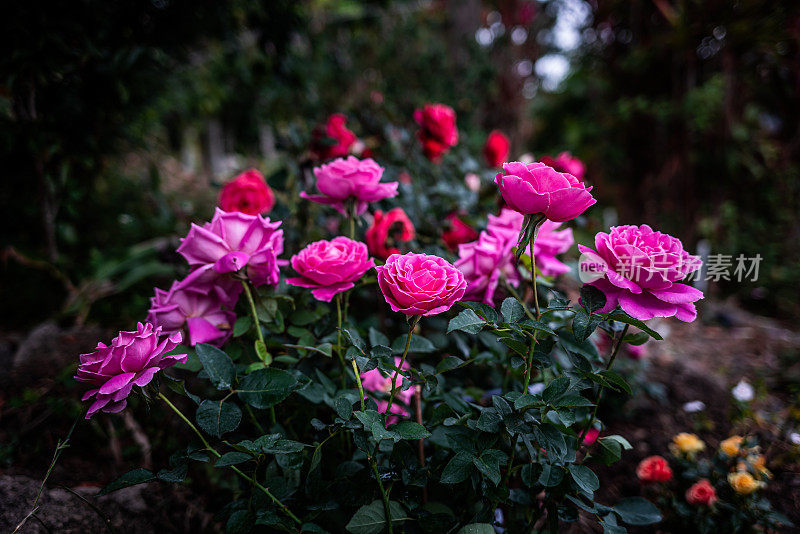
{"left": 241, "top": 280, "right": 269, "bottom": 365}
{"left": 385, "top": 315, "right": 420, "bottom": 414}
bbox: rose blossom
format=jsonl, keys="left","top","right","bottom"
{"left": 442, "top": 214, "right": 478, "bottom": 252}
{"left": 414, "top": 103, "right": 458, "bottom": 162}
{"left": 636, "top": 455, "right": 673, "bottom": 483}
{"left": 539, "top": 151, "right": 586, "bottom": 181}
{"left": 301, "top": 156, "right": 398, "bottom": 216}
{"left": 495, "top": 161, "right": 596, "bottom": 222}
{"left": 579, "top": 224, "right": 703, "bottom": 322}
{"left": 311, "top": 113, "right": 357, "bottom": 161}
{"left": 455, "top": 230, "right": 519, "bottom": 305}
{"left": 360, "top": 357, "right": 413, "bottom": 424}
{"left": 75, "top": 323, "right": 186, "bottom": 419}
{"left": 685, "top": 479, "right": 717, "bottom": 506}
{"left": 177, "top": 208, "right": 284, "bottom": 287}
{"left": 366, "top": 208, "right": 415, "bottom": 260}
{"left": 219, "top": 169, "right": 275, "bottom": 215}
{"left": 583, "top": 427, "right": 600, "bottom": 446}
{"left": 286, "top": 237, "right": 375, "bottom": 302}
{"left": 377, "top": 253, "right": 467, "bottom": 316}
{"left": 483, "top": 130, "right": 510, "bottom": 168}
{"left": 147, "top": 268, "right": 237, "bottom": 347}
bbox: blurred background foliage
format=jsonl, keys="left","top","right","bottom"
{"left": 2, "top": 0, "right": 798, "bottom": 329}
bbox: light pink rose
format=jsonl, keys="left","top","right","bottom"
{"left": 300, "top": 156, "right": 398, "bottom": 216}
{"left": 75, "top": 323, "right": 186, "bottom": 419}
{"left": 376, "top": 253, "right": 467, "bottom": 316}
{"left": 360, "top": 357, "right": 413, "bottom": 424}
{"left": 176, "top": 208, "right": 284, "bottom": 287}
{"left": 147, "top": 268, "right": 238, "bottom": 347}
{"left": 285, "top": 237, "right": 375, "bottom": 302}
{"left": 495, "top": 161, "right": 596, "bottom": 222}
{"left": 580, "top": 224, "right": 703, "bottom": 321}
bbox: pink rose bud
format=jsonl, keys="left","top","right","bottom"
{"left": 414, "top": 103, "right": 458, "bottom": 162}
{"left": 219, "top": 169, "right": 275, "bottom": 215}
{"left": 177, "top": 208, "right": 284, "bottom": 288}
{"left": 286, "top": 237, "right": 375, "bottom": 302}
{"left": 300, "top": 156, "right": 398, "bottom": 216}
{"left": 376, "top": 253, "right": 467, "bottom": 316}
{"left": 579, "top": 224, "right": 703, "bottom": 322}
{"left": 495, "top": 161, "right": 596, "bottom": 222}
{"left": 74, "top": 323, "right": 186, "bottom": 419}
{"left": 483, "top": 130, "right": 510, "bottom": 168}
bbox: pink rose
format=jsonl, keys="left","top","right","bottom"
{"left": 366, "top": 208, "right": 415, "bottom": 260}
{"left": 583, "top": 427, "right": 600, "bottom": 446}
{"left": 535, "top": 220, "right": 574, "bottom": 277}
{"left": 301, "top": 156, "right": 398, "bottom": 216}
{"left": 219, "top": 169, "right": 275, "bottom": 215}
{"left": 483, "top": 130, "right": 510, "bottom": 168}
{"left": 495, "top": 161, "right": 596, "bottom": 222}
{"left": 540, "top": 152, "right": 586, "bottom": 181}
{"left": 75, "top": 323, "right": 186, "bottom": 419}
{"left": 377, "top": 253, "right": 467, "bottom": 316}
{"left": 579, "top": 224, "right": 703, "bottom": 322}
{"left": 414, "top": 103, "right": 458, "bottom": 162}
{"left": 177, "top": 208, "right": 284, "bottom": 288}
{"left": 286, "top": 237, "right": 375, "bottom": 302}
{"left": 441, "top": 214, "right": 478, "bottom": 252}
{"left": 311, "top": 113, "right": 358, "bottom": 161}
{"left": 147, "top": 268, "right": 238, "bottom": 347}
{"left": 360, "top": 357, "right": 414, "bottom": 425}
{"left": 455, "top": 231, "right": 519, "bottom": 305}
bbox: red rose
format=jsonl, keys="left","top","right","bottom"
{"left": 414, "top": 103, "right": 458, "bottom": 163}
{"left": 636, "top": 456, "right": 673, "bottom": 483}
{"left": 366, "top": 208, "right": 415, "bottom": 260}
{"left": 685, "top": 479, "right": 717, "bottom": 506}
{"left": 442, "top": 214, "right": 478, "bottom": 251}
{"left": 582, "top": 427, "right": 600, "bottom": 446}
{"left": 311, "top": 113, "right": 357, "bottom": 161}
{"left": 219, "top": 169, "right": 275, "bottom": 215}
{"left": 483, "top": 130, "right": 510, "bottom": 168}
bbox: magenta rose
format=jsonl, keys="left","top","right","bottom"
{"left": 455, "top": 231, "right": 518, "bottom": 305}
{"left": 579, "top": 224, "right": 703, "bottom": 321}
{"left": 539, "top": 151, "right": 586, "bottom": 181}
{"left": 177, "top": 208, "right": 284, "bottom": 287}
{"left": 377, "top": 253, "right": 467, "bottom": 316}
{"left": 75, "top": 323, "right": 186, "bottom": 419}
{"left": 300, "top": 156, "right": 398, "bottom": 216}
{"left": 534, "top": 220, "right": 574, "bottom": 277}
{"left": 147, "top": 268, "right": 238, "bottom": 347}
{"left": 495, "top": 161, "right": 596, "bottom": 222}
{"left": 286, "top": 237, "right": 375, "bottom": 302}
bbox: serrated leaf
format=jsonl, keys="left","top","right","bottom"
{"left": 97, "top": 468, "right": 155, "bottom": 496}
{"left": 569, "top": 464, "right": 600, "bottom": 493}
{"left": 233, "top": 316, "right": 252, "bottom": 337}
{"left": 538, "top": 464, "right": 564, "bottom": 487}
{"left": 440, "top": 452, "right": 475, "bottom": 484}
{"left": 476, "top": 409, "right": 502, "bottom": 432}
{"left": 391, "top": 334, "right": 435, "bottom": 353}
{"left": 196, "top": 400, "right": 241, "bottom": 438}
{"left": 604, "top": 311, "right": 663, "bottom": 340}
{"left": 215, "top": 452, "right": 252, "bottom": 467}
{"left": 195, "top": 343, "right": 235, "bottom": 390}
{"left": 613, "top": 497, "right": 662, "bottom": 525}
{"left": 346, "top": 500, "right": 408, "bottom": 534}
{"left": 598, "top": 370, "right": 632, "bottom": 395}
{"left": 580, "top": 285, "right": 607, "bottom": 313}
{"left": 447, "top": 309, "right": 486, "bottom": 334}
{"left": 573, "top": 308, "right": 602, "bottom": 341}
{"left": 391, "top": 421, "right": 431, "bottom": 439}
{"left": 473, "top": 449, "right": 507, "bottom": 485}
{"left": 458, "top": 301, "right": 498, "bottom": 323}
{"left": 501, "top": 297, "right": 526, "bottom": 323}
{"left": 237, "top": 368, "right": 297, "bottom": 409}
{"left": 542, "top": 377, "right": 571, "bottom": 404}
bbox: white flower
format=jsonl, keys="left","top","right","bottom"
{"left": 528, "top": 383, "right": 545, "bottom": 395}
{"left": 683, "top": 400, "right": 706, "bottom": 413}
{"left": 464, "top": 173, "right": 481, "bottom": 193}
{"left": 789, "top": 432, "right": 800, "bottom": 445}
{"left": 732, "top": 380, "right": 754, "bottom": 402}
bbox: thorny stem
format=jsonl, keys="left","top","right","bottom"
{"left": 241, "top": 281, "right": 269, "bottom": 365}
{"left": 352, "top": 359, "right": 366, "bottom": 411}
{"left": 158, "top": 393, "right": 301, "bottom": 526}
{"left": 386, "top": 315, "right": 420, "bottom": 414}
{"left": 529, "top": 230, "right": 541, "bottom": 319}
{"left": 335, "top": 294, "right": 348, "bottom": 389}
{"left": 370, "top": 456, "right": 394, "bottom": 534}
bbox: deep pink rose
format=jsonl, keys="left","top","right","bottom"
{"left": 442, "top": 214, "right": 479, "bottom": 252}
{"left": 360, "top": 356, "right": 413, "bottom": 425}
{"left": 455, "top": 231, "right": 519, "bottom": 305}
{"left": 286, "top": 237, "right": 375, "bottom": 302}
{"left": 583, "top": 427, "right": 600, "bottom": 446}
{"left": 534, "top": 220, "right": 574, "bottom": 277}
{"left": 177, "top": 208, "right": 284, "bottom": 287}
{"left": 579, "top": 224, "right": 703, "bottom": 322}
{"left": 147, "top": 268, "right": 238, "bottom": 347}
{"left": 301, "top": 156, "right": 398, "bottom": 216}
{"left": 539, "top": 152, "right": 586, "bottom": 181}
{"left": 75, "top": 323, "right": 186, "bottom": 419}
{"left": 483, "top": 130, "right": 510, "bottom": 168}
{"left": 311, "top": 113, "right": 358, "bottom": 161}
{"left": 414, "top": 103, "right": 458, "bottom": 162}
{"left": 686, "top": 479, "right": 717, "bottom": 506}
{"left": 219, "top": 169, "right": 275, "bottom": 215}
{"left": 366, "top": 208, "right": 415, "bottom": 260}
{"left": 377, "top": 253, "right": 467, "bottom": 316}
{"left": 495, "top": 161, "right": 596, "bottom": 222}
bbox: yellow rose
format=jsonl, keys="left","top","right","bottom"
{"left": 720, "top": 436, "right": 743, "bottom": 457}
{"left": 748, "top": 454, "right": 771, "bottom": 479}
{"left": 671, "top": 433, "right": 705, "bottom": 456}
{"left": 728, "top": 471, "right": 760, "bottom": 495}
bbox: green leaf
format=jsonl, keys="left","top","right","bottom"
{"left": 473, "top": 449, "right": 507, "bottom": 485}
{"left": 447, "top": 309, "right": 486, "bottom": 334}
{"left": 391, "top": 421, "right": 431, "bottom": 439}
{"left": 354, "top": 409, "right": 383, "bottom": 429}
{"left": 604, "top": 310, "right": 663, "bottom": 340}
{"left": 613, "top": 497, "right": 662, "bottom": 526}
{"left": 501, "top": 297, "right": 526, "bottom": 323}
{"left": 519, "top": 319, "right": 557, "bottom": 336}
{"left": 237, "top": 368, "right": 297, "bottom": 409}
{"left": 622, "top": 331, "right": 650, "bottom": 345}
{"left": 569, "top": 464, "right": 600, "bottom": 493}
{"left": 196, "top": 400, "right": 241, "bottom": 438}
{"left": 458, "top": 301, "right": 499, "bottom": 323}
{"left": 475, "top": 409, "right": 502, "bottom": 433}
{"left": 498, "top": 337, "right": 529, "bottom": 357}
{"left": 254, "top": 340, "right": 271, "bottom": 365}
{"left": 369, "top": 327, "right": 390, "bottom": 347}
{"left": 542, "top": 377, "right": 571, "bottom": 404}
{"left": 346, "top": 500, "right": 408, "bottom": 534}
{"left": 538, "top": 464, "right": 564, "bottom": 487}
{"left": 195, "top": 343, "right": 235, "bottom": 390}
{"left": 580, "top": 285, "right": 607, "bottom": 314}
{"left": 215, "top": 452, "right": 252, "bottom": 467}
{"left": 97, "top": 468, "right": 155, "bottom": 496}
{"left": 573, "top": 308, "right": 603, "bottom": 341}
{"left": 456, "top": 524, "right": 495, "bottom": 534}
{"left": 597, "top": 370, "right": 633, "bottom": 395}
{"left": 594, "top": 435, "right": 632, "bottom": 465}
{"left": 232, "top": 316, "right": 252, "bottom": 338}
{"left": 391, "top": 334, "right": 436, "bottom": 353}
{"left": 553, "top": 394, "right": 594, "bottom": 407}
{"left": 334, "top": 396, "right": 353, "bottom": 420}
{"left": 514, "top": 394, "right": 540, "bottom": 411}
{"left": 440, "top": 452, "right": 475, "bottom": 484}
